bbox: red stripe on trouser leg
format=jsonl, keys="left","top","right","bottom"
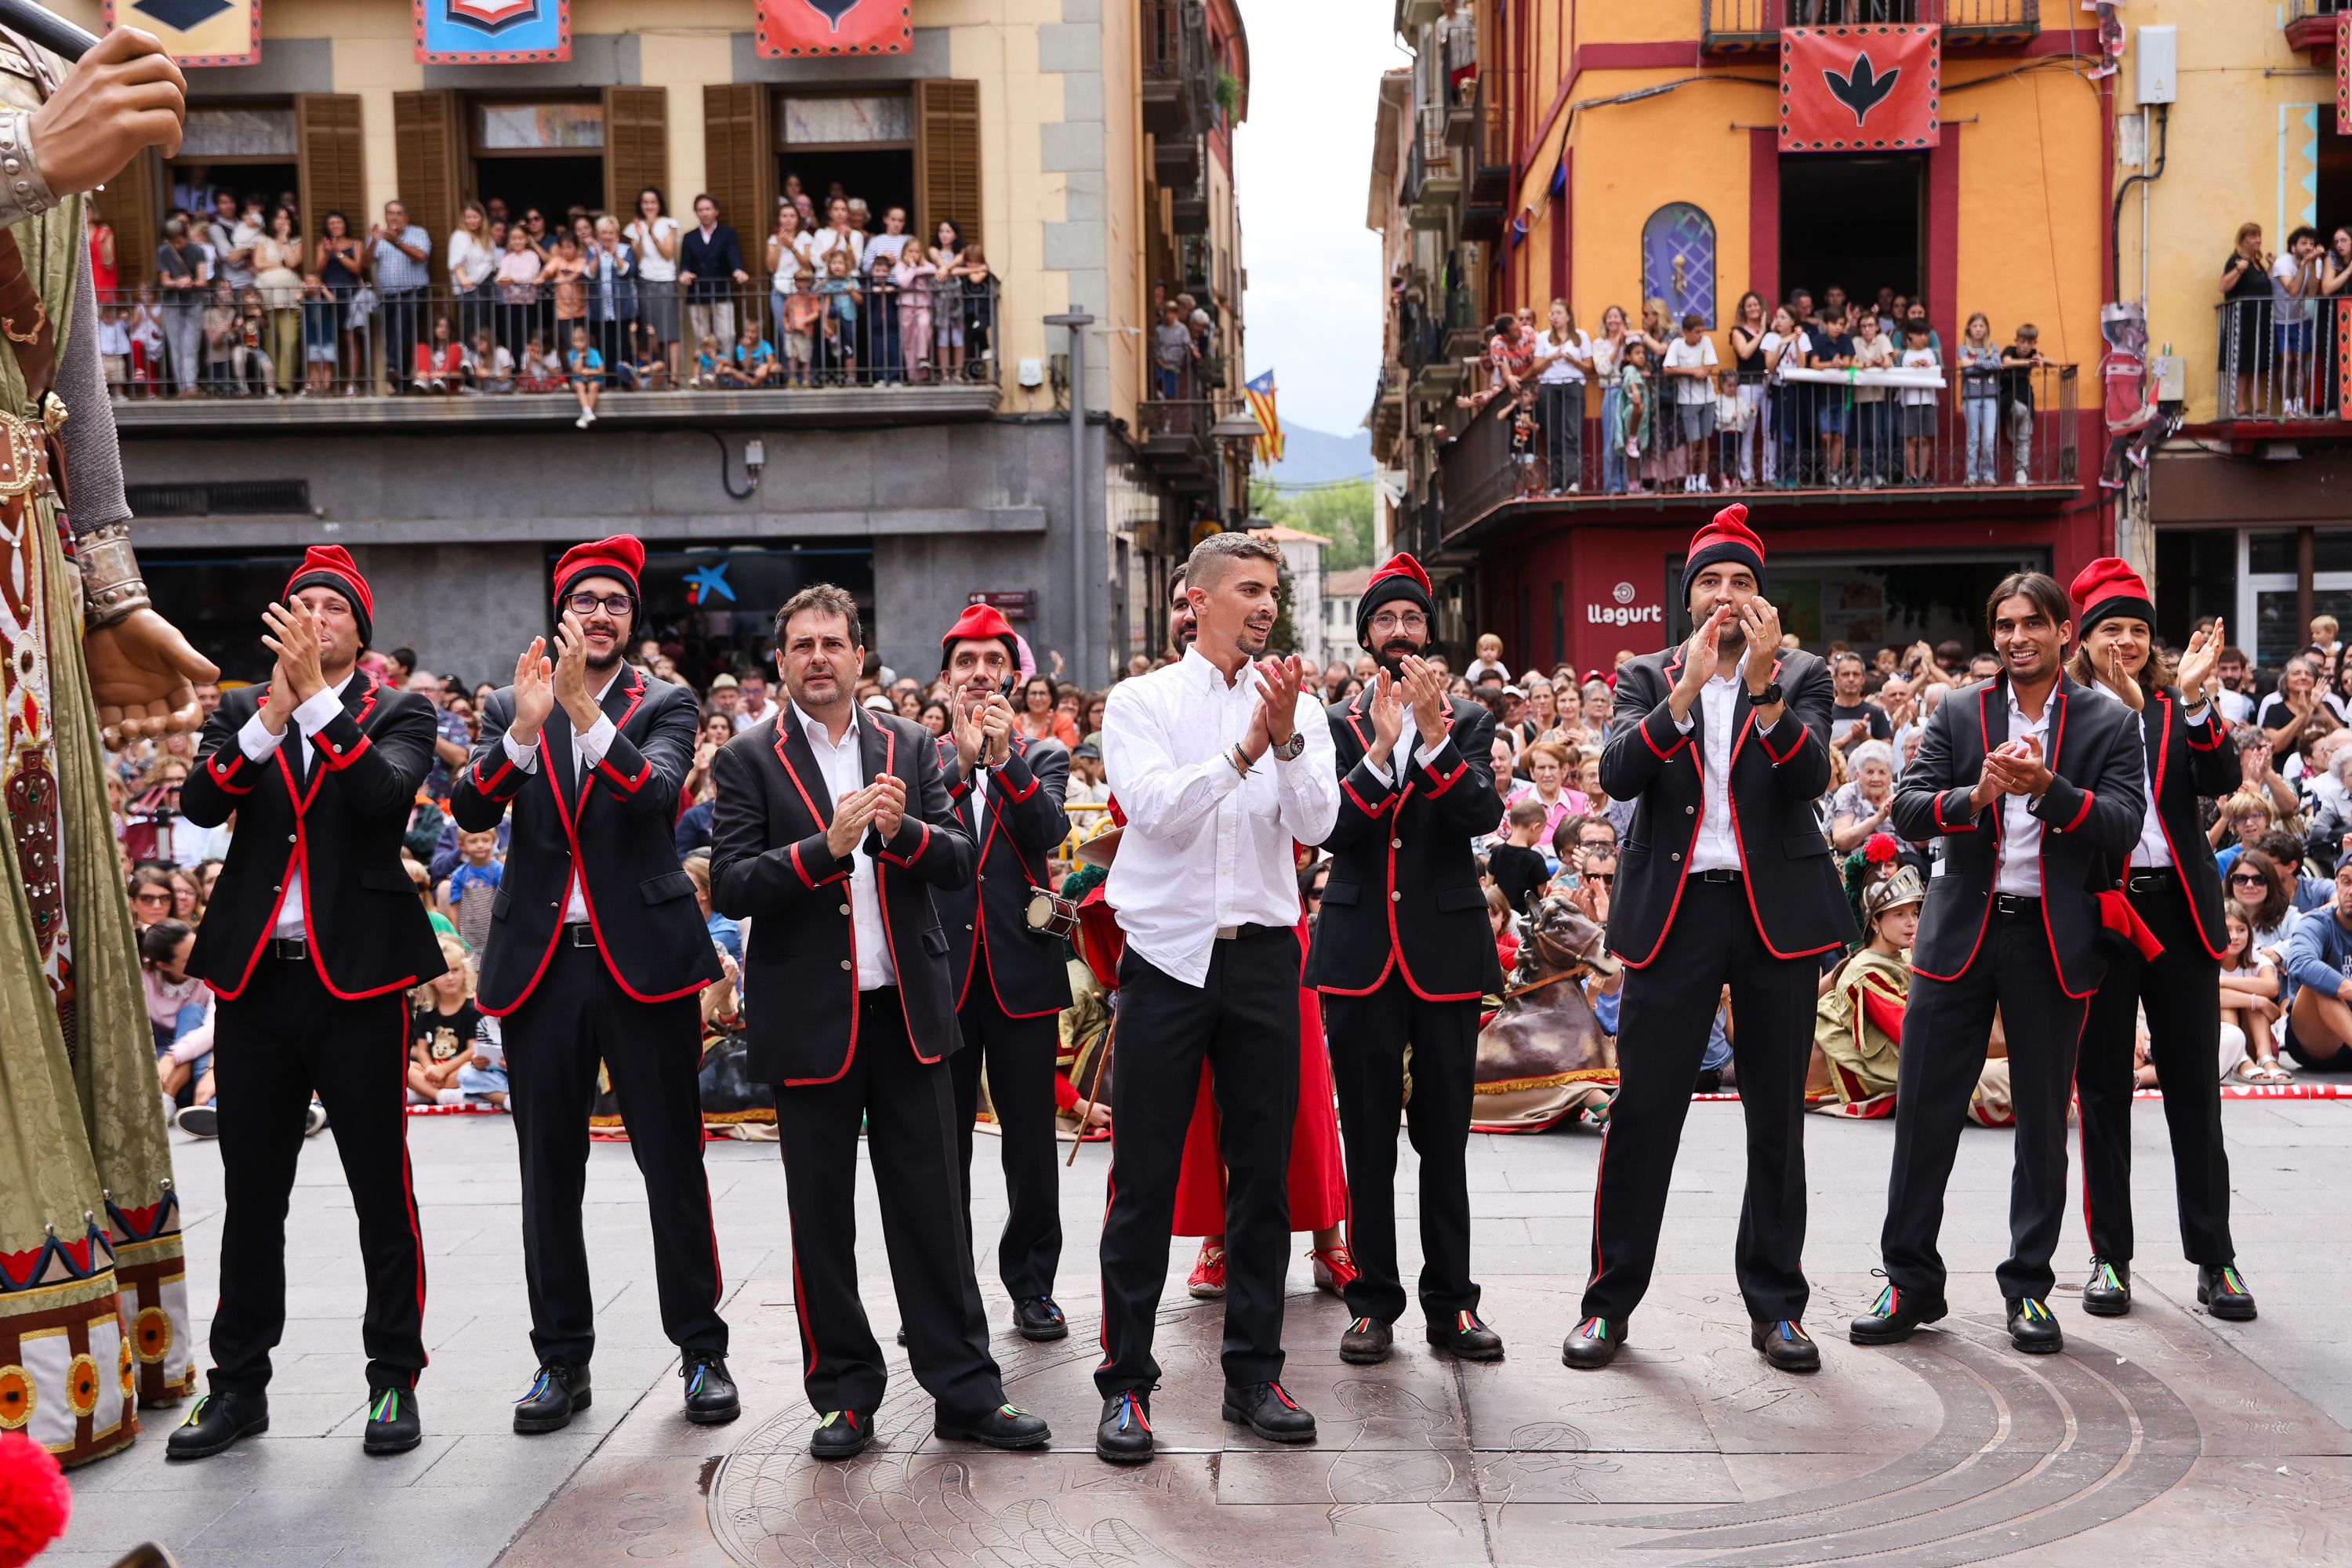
{"left": 393, "top": 993, "right": 429, "bottom": 1383}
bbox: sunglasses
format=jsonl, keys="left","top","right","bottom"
{"left": 132, "top": 890, "right": 172, "bottom": 906}
{"left": 2229, "top": 873, "right": 2270, "bottom": 887}
{"left": 1581, "top": 872, "right": 1615, "bottom": 886}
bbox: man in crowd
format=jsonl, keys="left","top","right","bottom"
{"left": 709, "top": 672, "right": 742, "bottom": 724}
{"left": 935, "top": 603, "right": 1074, "bottom": 1341}
{"left": 456, "top": 535, "right": 735, "bottom": 1435}
{"left": 172, "top": 548, "right": 446, "bottom": 1459}
{"left": 1855, "top": 572, "right": 2143, "bottom": 1356}
{"left": 2212, "top": 644, "right": 2256, "bottom": 726}
{"left": 1167, "top": 565, "right": 1198, "bottom": 659}
{"left": 737, "top": 670, "right": 773, "bottom": 731}
{"left": 1829, "top": 651, "right": 1891, "bottom": 753}
{"left": 2285, "top": 859, "right": 2352, "bottom": 1069}
{"left": 679, "top": 192, "right": 748, "bottom": 348}
{"left": 1095, "top": 532, "right": 1338, "bottom": 1463}
{"left": 1309, "top": 554, "right": 1504, "bottom": 1367}
{"left": 709, "top": 583, "right": 1048, "bottom": 1459}
{"left": 407, "top": 668, "right": 471, "bottom": 799}
{"left": 368, "top": 198, "right": 430, "bottom": 390}
{"left": 1566, "top": 506, "right": 1850, "bottom": 1374}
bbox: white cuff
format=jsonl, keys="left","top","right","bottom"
{"left": 1674, "top": 711, "right": 1694, "bottom": 734}
{"left": 578, "top": 714, "right": 617, "bottom": 767}
{"left": 503, "top": 728, "right": 542, "bottom": 774}
{"left": 2183, "top": 702, "right": 2211, "bottom": 726}
{"left": 290, "top": 686, "right": 345, "bottom": 738}
{"left": 237, "top": 709, "right": 287, "bottom": 762}
{"left": 1364, "top": 756, "right": 1395, "bottom": 788}
{"left": 1414, "top": 736, "right": 1448, "bottom": 769}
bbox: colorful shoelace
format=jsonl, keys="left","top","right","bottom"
{"left": 369, "top": 1388, "right": 401, "bottom": 1424}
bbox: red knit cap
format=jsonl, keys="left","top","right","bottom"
{"left": 284, "top": 545, "right": 375, "bottom": 644}
{"left": 2067, "top": 556, "right": 2155, "bottom": 634}
{"left": 1685, "top": 503, "right": 1766, "bottom": 584}
{"left": 1356, "top": 551, "right": 1435, "bottom": 648}
{"left": 940, "top": 601, "right": 1022, "bottom": 671}
{"left": 553, "top": 534, "right": 646, "bottom": 610}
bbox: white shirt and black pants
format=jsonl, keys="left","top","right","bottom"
{"left": 1097, "top": 649, "right": 1338, "bottom": 1403}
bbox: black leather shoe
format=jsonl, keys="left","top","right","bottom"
{"left": 2006, "top": 1297, "right": 2064, "bottom": 1354}
{"left": 1340, "top": 1315, "right": 1393, "bottom": 1365}
{"left": 2082, "top": 1257, "right": 2131, "bottom": 1317}
{"left": 895, "top": 1327, "right": 907, "bottom": 1347}
{"left": 1222, "top": 1380, "right": 1316, "bottom": 1443}
{"left": 935, "top": 1402, "right": 1051, "bottom": 1449}
{"left": 1560, "top": 1315, "right": 1627, "bottom": 1370}
{"left": 1427, "top": 1309, "right": 1504, "bottom": 1362}
{"left": 1849, "top": 1280, "right": 1947, "bottom": 1345}
{"left": 1012, "top": 1296, "right": 1069, "bottom": 1342}
{"left": 1095, "top": 1388, "right": 1154, "bottom": 1465}
{"left": 363, "top": 1385, "right": 421, "bottom": 1454}
{"left": 165, "top": 1388, "right": 268, "bottom": 1460}
{"left": 809, "top": 1408, "right": 870, "bottom": 1460}
{"left": 1751, "top": 1319, "right": 1820, "bottom": 1373}
{"left": 2199, "top": 1264, "right": 2259, "bottom": 1322}
{"left": 682, "top": 1353, "right": 739, "bottom": 1425}
{"left": 513, "top": 1363, "right": 590, "bottom": 1434}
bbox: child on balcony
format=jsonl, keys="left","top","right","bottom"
{"left": 1900, "top": 320, "right": 1940, "bottom": 486}
{"left": 1713, "top": 368, "right": 1748, "bottom": 492}
{"left": 565, "top": 325, "right": 604, "bottom": 427}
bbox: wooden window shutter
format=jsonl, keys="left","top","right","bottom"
{"left": 700, "top": 83, "right": 772, "bottom": 244}
{"left": 914, "top": 79, "right": 982, "bottom": 248}
{"left": 100, "top": 147, "right": 161, "bottom": 291}
{"left": 392, "top": 89, "right": 463, "bottom": 280}
{"left": 602, "top": 86, "right": 670, "bottom": 219}
{"left": 295, "top": 93, "right": 366, "bottom": 265}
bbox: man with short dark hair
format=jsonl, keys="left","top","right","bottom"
{"left": 368, "top": 199, "right": 430, "bottom": 389}
{"left": 678, "top": 193, "right": 748, "bottom": 351}
{"left": 1167, "top": 566, "right": 1197, "bottom": 659}
{"left": 1830, "top": 651, "right": 1891, "bottom": 753}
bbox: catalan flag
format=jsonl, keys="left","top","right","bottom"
{"left": 1243, "top": 369, "right": 1286, "bottom": 467}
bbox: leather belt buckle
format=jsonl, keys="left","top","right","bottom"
{"left": 1994, "top": 893, "right": 2041, "bottom": 916}
{"left": 2125, "top": 869, "right": 2172, "bottom": 894}
{"left": 1696, "top": 867, "right": 1740, "bottom": 884}
{"left": 568, "top": 923, "right": 598, "bottom": 948}
{"left": 270, "top": 937, "right": 307, "bottom": 960}
{"left": 1215, "top": 925, "right": 1238, "bottom": 941}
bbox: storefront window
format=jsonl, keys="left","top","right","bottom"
{"left": 475, "top": 102, "right": 604, "bottom": 151}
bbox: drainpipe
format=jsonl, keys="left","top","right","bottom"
{"left": 1046, "top": 311, "right": 1095, "bottom": 680}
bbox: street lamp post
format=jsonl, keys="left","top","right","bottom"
{"left": 1210, "top": 408, "right": 1265, "bottom": 532}
{"left": 1044, "top": 312, "right": 1094, "bottom": 678}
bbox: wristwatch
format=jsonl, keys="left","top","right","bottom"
{"left": 1750, "top": 681, "right": 1784, "bottom": 707}
{"left": 1270, "top": 731, "right": 1308, "bottom": 762}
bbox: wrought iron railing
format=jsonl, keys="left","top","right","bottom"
{"left": 1703, "top": 0, "right": 2038, "bottom": 37}
{"left": 2214, "top": 299, "right": 2352, "bottom": 423}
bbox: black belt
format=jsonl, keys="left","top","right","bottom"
{"left": 1994, "top": 893, "right": 2042, "bottom": 916}
{"left": 1214, "top": 922, "right": 1287, "bottom": 940}
{"left": 1692, "top": 867, "right": 1741, "bottom": 884}
{"left": 2125, "top": 868, "right": 2177, "bottom": 894}
{"left": 266, "top": 936, "right": 308, "bottom": 960}
{"left": 564, "top": 922, "right": 597, "bottom": 948}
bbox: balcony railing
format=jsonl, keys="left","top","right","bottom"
{"left": 1436, "top": 361, "right": 2078, "bottom": 543}
{"left": 2213, "top": 299, "right": 2352, "bottom": 427}
{"left": 1460, "top": 74, "right": 1512, "bottom": 241}
{"left": 1142, "top": 0, "right": 1214, "bottom": 138}
{"left": 2286, "top": 0, "right": 2347, "bottom": 52}
{"left": 103, "top": 279, "right": 1000, "bottom": 405}
{"left": 1702, "top": 0, "right": 2039, "bottom": 52}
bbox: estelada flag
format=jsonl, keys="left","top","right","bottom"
{"left": 756, "top": 0, "right": 910, "bottom": 57}
{"left": 1780, "top": 24, "right": 1939, "bottom": 153}
{"left": 103, "top": 0, "right": 260, "bottom": 67}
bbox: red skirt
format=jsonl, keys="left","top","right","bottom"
{"left": 1171, "top": 929, "right": 1349, "bottom": 1236}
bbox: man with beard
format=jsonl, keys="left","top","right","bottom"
{"left": 1853, "top": 572, "right": 2142, "bottom": 1357}
{"left": 1306, "top": 554, "right": 1505, "bottom": 1367}
{"left": 1565, "top": 506, "right": 1852, "bottom": 1374}
{"left": 1093, "top": 531, "right": 1338, "bottom": 1464}
{"left": 455, "top": 535, "right": 734, "bottom": 1433}
{"left": 171, "top": 549, "right": 445, "bottom": 1459}
{"left": 1167, "top": 565, "right": 1196, "bottom": 658}
{"left": 934, "top": 603, "right": 1073, "bottom": 1340}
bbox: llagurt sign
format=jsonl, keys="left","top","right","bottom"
{"left": 1588, "top": 582, "right": 1661, "bottom": 627}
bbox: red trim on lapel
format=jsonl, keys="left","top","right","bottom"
{"left": 1912, "top": 685, "right": 1997, "bottom": 982}
{"left": 205, "top": 751, "right": 254, "bottom": 793}
{"left": 2142, "top": 692, "right": 2227, "bottom": 959}
{"left": 1345, "top": 687, "right": 1374, "bottom": 752}
{"left": 1729, "top": 657, "right": 1784, "bottom": 768}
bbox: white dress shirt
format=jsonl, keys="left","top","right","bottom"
{"left": 504, "top": 668, "right": 621, "bottom": 924}
{"left": 1672, "top": 670, "right": 1744, "bottom": 874}
{"left": 1361, "top": 700, "right": 1451, "bottom": 787}
{"left": 792, "top": 702, "right": 898, "bottom": 991}
{"left": 1102, "top": 647, "right": 1341, "bottom": 986}
{"left": 1995, "top": 684, "right": 2053, "bottom": 898}
{"left": 2094, "top": 687, "right": 2211, "bottom": 869}
{"left": 235, "top": 670, "right": 356, "bottom": 937}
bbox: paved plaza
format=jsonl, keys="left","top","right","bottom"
{"left": 46, "top": 1095, "right": 2352, "bottom": 1567}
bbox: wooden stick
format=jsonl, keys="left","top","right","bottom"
{"left": 1065, "top": 1016, "right": 1115, "bottom": 1167}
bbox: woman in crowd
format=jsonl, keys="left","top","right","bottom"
{"left": 2227, "top": 847, "right": 2299, "bottom": 968}
{"left": 1519, "top": 674, "right": 1559, "bottom": 744}
{"left": 931, "top": 219, "right": 967, "bottom": 375}
{"left": 1728, "top": 290, "right": 1769, "bottom": 487}
{"left": 1509, "top": 740, "right": 1588, "bottom": 848}
{"left": 1830, "top": 739, "right": 1898, "bottom": 851}
{"left": 169, "top": 866, "right": 206, "bottom": 925}
{"left": 1762, "top": 305, "right": 1807, "bottom": 488}
{"left": 626, "top": 187, "right": 682, "bottom": 383}
{"left": 682, "top": 709, "right": 735, "bottom": 804}
{"left": 447, "top": 200, "right": 495, "bottom": 349}
{"left": 127, "top": 864, "right": 176, "bottom": 932}
{"left": 894, "top": 236, "right": 936, "bottom": 383}
{"left": 918, "top": 698, "right": 952, "bottom": 737}
{"left": 1532, "top": 299, "right": 1589, "bottom": 495}
{"left": 768, "top": 200, "right": 811, "bottom": 371}
{"left": 252, "top": 206, "right": 304, "bottom": 395}
{"left": 140, "top": 916, "right": 205, "bottom": 1055}
{"left": 1015, "top": 673, "right": 1075, "bottom": 746}
{"left": 2258, "top": 655, "right": 2346, "bottom": 750}
{"left": 2218, "top": 906, "right": 2287, "bottom": 1082}
{"left": 314, "top": 209, "right": 365, "bottom": 393}
{"left": 2221, "top": 221, "right": 2274, "bottom": 419}
{"left": 587, "top": 215, "right": 638, "bottom": 373}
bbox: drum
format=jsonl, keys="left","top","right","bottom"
{"left": 1024, "top": 887, "right": 1080, "bottom": 939}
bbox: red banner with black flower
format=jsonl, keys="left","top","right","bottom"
{"left": 1781, "top": 24, "right": 1940, "bottom": 153}
{"left": 755, "top": 0, "right": 909, "bottom": 57}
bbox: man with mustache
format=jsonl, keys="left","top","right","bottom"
{"left": 1093, "top": 531, "right": 1339, "bottom": 1464}
{"left": 1167, "top": 565, "right": 1196, "bottom": 658}
{"left": 1308, "top": 554, "right": 1506, "bottom": 1367}
{"left": 455, "top": 535, "right": 734, "bottom": 1433}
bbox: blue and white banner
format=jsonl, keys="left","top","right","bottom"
{"left": 413, "top": 0, "right": 569, "bottom": 64}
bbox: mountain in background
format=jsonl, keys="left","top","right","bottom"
{"left": 1262, "top": 423, "right": 1374, "bottom": 486}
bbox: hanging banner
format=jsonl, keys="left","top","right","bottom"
{"left": 2339, "top": 13, "right": 2350, "bottom": 133}
{"left": 1780, "top": 24, "right": 1940, "bottom": 153}
{"left": 755, "top": 0, "right": 910, "bottom": 58}
{"left": 414, "top": 0, "right": 569, "bottom": 64}
{"left": 103, "top": 0, "right": 260, "bottom": 68}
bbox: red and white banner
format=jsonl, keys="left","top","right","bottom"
{"left": 1780, "top": 24, "right": 1940, "bottom": 154}
{"left": 755, "top": 0, "right": 909, "bottom": 58}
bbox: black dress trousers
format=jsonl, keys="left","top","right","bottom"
{"left": 503, "top": 935, "right": 727, "bottom": 1370}
{"left": 1094, "top": 927, "right": 1300, "bottom": 1398}
{"left": 1324, "top": 974, "right": 1481, "bottom": 1327}
{"left": 1581, "top": 877, "right": 1816, "bottom": 1328}
{"left": 949, "top": 993, "right": 1065, "bottom": 1301}
{"left": 2077, "top": 871, "right": 2236, "bottom": 1270}
{"left": 1881, "top": 903, "right": 2089, "bottom": 1303}
{"left": 775, "top": 989, "right": 1007, "bottom": 1419}
{"left": 208, "top": 953, "right": 426, "bottom": 1396}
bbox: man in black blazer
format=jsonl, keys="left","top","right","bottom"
{"left": 1566, "top": 507, "right": 1853, "bottom": 1375}
{"left": 1854, "top": 570, "right": 2145, "bottom": 1356}
{"left": 452, "top": 534, "right": 734, "bottom": 1434}
{"left": 677, "top": 192, "right": 748, "bottom": 347}
{"left": 170, "top": 547, "right": 445, "bottom": 1461}
{"left": 1305, "top": 554, "right": 1505, "bottom": 1367}
{"left": 2065, "top": 562, "right": 2256, "bottom": 1323}
{"left": 932, "top": 604, "right": 1074, "bottom": 1341}
{"left": 709, "top": 583, "right": 1048, "bottom": 1461}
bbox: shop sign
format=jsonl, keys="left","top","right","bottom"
{"left": 1587, "top": 581, "right": 1661, "bottom": 628}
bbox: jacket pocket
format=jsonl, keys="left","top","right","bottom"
{"left": 492, "top": 888, "right": 512, "bottom": 923}
{"left": 921, "top": 927, "right": 950, "bottom": 956}
{"left": 1435, "top": 884, "right": 1486, "bottom": 913}
{"left": 355, "top": 866, "right": 411, "bottom": 893}
{"left": 641, "top": 870, "right": 695, "bottom": 905}
{"left": 1321, "top": 880, "right": 1362, "bottom": 906}
{"left": 1784, "top": 832, "right": 1831, "bottom": 858}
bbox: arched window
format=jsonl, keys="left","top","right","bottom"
{"left": 1642, "top": 203, "right": 1716, "bottom": 329}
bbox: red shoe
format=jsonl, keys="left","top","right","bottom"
{"left": 1187, "top": 1242, "right": 1227, "bottom": 1299}
{"left": 1309, "top": 1245, "right": 1359, "bottom": 1295}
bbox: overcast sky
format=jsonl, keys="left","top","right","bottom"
{"left": 1235, "top": 6, "right": 1409, "bottom": 439}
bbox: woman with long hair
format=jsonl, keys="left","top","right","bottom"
{"left": 252, "top": 206, "right": 305, "bottom": 393}
{"left": 625, "top": 186, "right": 681, "bottom": 379}
{"left": 1533, "top": 299, "right": 1590, "bottom": 495}
{"left": 1593, "top": 305, "right": 1632, "bottom": 494}
{"left": 127, "top": 862, "right": 176, "bottom": 930}
{"left": 1014, "top": 673, "right": 1072, "bottom": 745}
{"left": 1728, "top": 289, "right": 1769, "bottom": 486}
{"left": 314, "top": 209, "right": 365, "bottom": 392}
{"left": 1958, "top": 311, "right": 2001, "bottom": 485}
{"left": 448, "top": 199, "right": 495, "bottom": 348}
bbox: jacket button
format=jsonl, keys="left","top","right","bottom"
{"left": 271, "top": 885, "right": 281, "bottom": 895}
{"left": 965, "top": 923, "right": 975, "bottom": 931}
{"left": 840, "top": 959, "right": 852, "bottom": 971}
{"left": 1391, "top": 837, "right": 1403, "bottom": 849}
{"left": 286, "top": 833, "right": 296, "bottom": 844}
{"left": 1686, "top": 804, "right": 1696, "bottom": 815}
{"left": 839, "top": 903, "right": 851, "bottom": 916}
{"left": 1390, "top": 890, "right": 1401, "bottom": 902}
{"left": 1671, "top": 851, "right": 1682, "bottom": 862}
{"left": 977, "top": 873, "right": 985, "bottom": 883}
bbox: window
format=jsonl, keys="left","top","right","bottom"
{"left": 471, "top": 97, "right": 607, "bottom": 223}
{"left": 1779, "top": 154, "right": 1922, "bottom": 307}
{"left": 775, "top": 90, "right": 917, "bottom": 247}
{"left": 1642, "top": 203, "right": 1715, "bottom": 329}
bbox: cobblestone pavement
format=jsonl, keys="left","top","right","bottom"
{"left": 48, "top": 1097, "right": 2352, "bottom": 1567}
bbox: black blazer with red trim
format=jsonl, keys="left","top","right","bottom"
{"left": 933, "top": 734, "right": 1073, "bottom": 1018}
{"left": 707, "top": 706, "right": 975, "bottom": 1085}
{"left": 1304, "top": 691, "right": 1504, "bottom": 1001}
{"left": 180, "top": 676, "right": 446, "bottom": 1000}
{"left": 1599, "top": 644, "right": 1852, "bottom": 966}
{"left": 2132, "top": 687, "right": 2239, "bottom": 959}
{"left": 451, "top": 663, "right": 721, "bottom": 1015}
{"left": 1890, "top": 672, "right": 2146, "bottom": 998}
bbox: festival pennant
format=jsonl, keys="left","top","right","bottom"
{"left": 103, "top": 0, "right": 260, "bottom": 68}
{"left": 2338, "top": 13, "right": 2350, "bottom": 134}
{"left": 756, "top": 0, "right": 911, "bottom": 58}
{"left": 414, "top": 0, "right": 570, "bottom": 64}
{"left": 1780, "top": 24, "right": 1940, "bottom": 153}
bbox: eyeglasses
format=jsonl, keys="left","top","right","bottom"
{"left": 2228, "top": 873, "right": 2270, "bottom": 887}
{"left": 132, "top": 890, "right": 171, "bottom": 906}
{"left": 565, "top": 592, "right": 635, "bottom": 617}
{"left": 1370, "top": 611, "right": 1429, "bottom": 634}
{"left": 1581, "top": 872, "right": 1615, "bottom": 885}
